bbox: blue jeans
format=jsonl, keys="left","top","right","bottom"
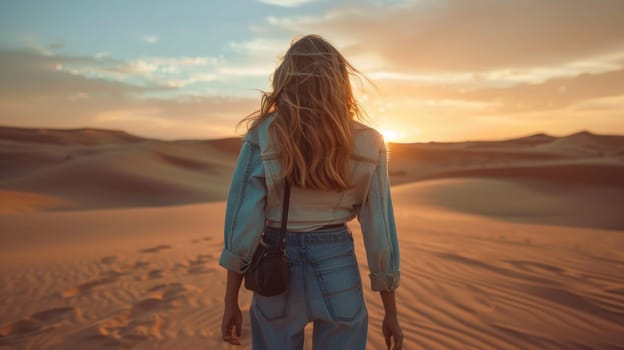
{"left": 250, "top": 225, "right": 368, "bottom": 350}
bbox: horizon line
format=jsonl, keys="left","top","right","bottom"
{"left": 0, "top": 124, "right": 619, "bottom": 145}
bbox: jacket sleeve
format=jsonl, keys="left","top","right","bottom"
{"left": 357, "top": 143, "right": 401, "bottom": 291}
{"left": 218, "top": 138, "right": 266, "bottom": 274}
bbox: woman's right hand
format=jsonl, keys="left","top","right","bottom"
{"left": 379, "top": 290, "right": 403, "bottom": 349}
{"left": 221, "top": 301, "right": 242, "bottom": 345}
{"left": 382, "top": 314, "right": 403, "bottom": 350}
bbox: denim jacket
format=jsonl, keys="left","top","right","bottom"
{"left": 218, "top": 114, "right": 400, "bottom": 291}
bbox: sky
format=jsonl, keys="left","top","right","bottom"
{"left": 1, "top": 0, "right": 623, "bottom": 143}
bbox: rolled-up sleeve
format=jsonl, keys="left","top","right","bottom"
{"left": 357, "top": 144, "right": 401, "bottom": 291}
{"left": 219, "top": 138, "right": 266, "bottom": 274}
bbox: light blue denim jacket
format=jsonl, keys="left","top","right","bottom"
{"left": 218, "top": 115, "right": 400, "bottom": 291}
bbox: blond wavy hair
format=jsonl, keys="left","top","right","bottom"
{"left": 239, "top": 34, "right": 365, "bottom": 191}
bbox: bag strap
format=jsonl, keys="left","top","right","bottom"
{"left": 279, "top": 180, "right": 291, "bottom": 250}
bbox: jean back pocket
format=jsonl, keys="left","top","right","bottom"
{"left": 311, "top": 243, "right": 364, "bottom": 322}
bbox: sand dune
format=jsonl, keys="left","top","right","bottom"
{"left": 392, "top": 178, "right": 624, "bottom": 230}
{"left": 1, "top": 126, "right": 241, "bottom": 210}
{"left": 2, "top": 126, "right": 624, "bottom": 348}
{"left": 1, "top": 198, "right": 623, "bottom": 349}
{"left": 0, "top": 126, "right": 152, "bottom": 146}
{"left": 384, "top": 131, "right": 624, "bottom": 230}
{"left": 386, "top": 131, "right": 624, "bottom": 187}
{"left": 419, "top": 163, "right": 624, "bottom": 187}
{"left": 2, "top": 126, "right": 624, "bottom": 226}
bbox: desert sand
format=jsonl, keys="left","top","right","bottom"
{"left": 1, "top": 126, "right": 624, "bottom": 349}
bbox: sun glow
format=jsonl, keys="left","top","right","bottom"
{"left": 380, "top": 129, "right": 400, "bottom": 143}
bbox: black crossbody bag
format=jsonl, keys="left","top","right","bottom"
{"left": 244, "top": 181, "right": 291, "bottom": 297}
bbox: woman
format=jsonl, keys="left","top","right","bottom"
{"left": 219, "top": 34, "right": 402, "bottom": 350}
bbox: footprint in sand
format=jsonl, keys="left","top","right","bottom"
{"left": 188, "top": 265, "right": 217, "bottom": 274}
{"left": 97, "top": 310, "right": 165, "bottom": 345}
{"left": 133, "top": 260, "right": 150, "bottom": 269}
{"left": 62, "top": 277, "right": 117, "bottom": 298}
{"left": 31, "top": 306, "right": 77, "bottom": 323}
{"left": 139, "top": 269, "right": 164, "bottom": 280}
{"left": 101, "top": 267, "right": 131, "bottom": 279}
{"left": 0, "top": 319, "right": 42, "bottom": 338}
{"left": 173, "top": 262, "right": 189, "bottom": 271}
{"left": 188, "top": 256, "right": 209, "bottom": 266}
{"left": 66, "top": 285, "right": 189, "bottom": 346}
{"left": 63, "top": 265, "right": 136, "bottom": 299}
{"left": 186, "top": 255, "right": 217, "bottom": 275}
{"left": 192, "top": 236, "right": 213, "bottom": 244}
{"left": 129, "top": 283, "right": 191, "bottom": 316}
{"left": 100, "top": 256, "right": 118, "bottom": 265}
{"left": 0, "top": 307, "right": 77, "bottom": 338}
{"left": 131, "top": 298, "right": 172, "bottom": 315}
{"left": 140, "top": 245, "right": 172, "bottom": 254}
{"left": 146, "top": 282, "right": 192, "bottom": 302}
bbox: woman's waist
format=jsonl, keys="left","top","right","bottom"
{"left": 263, "top": 223, "right": 351, "bottom": 245}
{"left": 265, "top": 209, "right": 356, "bottom": 232}
{"left": 266, "top": 222, "right": 345, "bottom": 232}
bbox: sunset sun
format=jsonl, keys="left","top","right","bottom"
{"left": 381, "top": 129, "right": 400, "bottom": 143}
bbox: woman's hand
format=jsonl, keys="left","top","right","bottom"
{"left": 379, "top": 290, "right": 403, "bottom": 349}
{"left": 221, "top": 270, "right": 244, "bottom": 345}
{"left": 382, "top": 314, "right": 403, "bottom": 350}
{"left": 221, "top": 301, "right": 242, "bottom": 345}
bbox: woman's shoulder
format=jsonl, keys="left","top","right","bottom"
{"left": 243, "top": 113, "right": 276, "bottom": 147}
{"left": 352, "top": 120, "right": 383, "bottom": 138}
{"left": 352, "top": 121, "right": 384, "bottom": 146}
{"left": 351, "top": 121, "right": 386, "bottom": 163}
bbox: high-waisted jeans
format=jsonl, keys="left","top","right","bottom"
{"left": 250, "top": 225, "right": 368, "bottom": 350}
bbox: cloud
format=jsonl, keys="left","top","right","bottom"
{"left": 228, "top": 37, "right": 288, "bottom": 59}
{"left": 245, "top": 0, "right": 624, "bottom": 140}
{"left": 26, "top": 49, "right": 269, "bottom": 93}
{"left": 367, "top": 51, "right": 624, "bottom": 88}
{"left": 466, "top": 67, "right": 624, "bottom": 114}
{"left": 0, "top": 49, "right": 152, "bottom": 99}
{"left": 573, "top": 94, "right": 624, "bottom": 113}
{"left": 366, "top": 64, "right": 624, "bottom": 117}
{"left": 260, "top": 0, "right": 624, "bottom": 72}
{"left": 0, "top": 49, "right": 259, "bottom": 140}
{"left": 102, "top": 56, "right": 226, "bottom": 88}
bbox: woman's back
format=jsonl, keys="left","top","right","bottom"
{"left": 244, "top": 113, "right": 388, "bottom": 232}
